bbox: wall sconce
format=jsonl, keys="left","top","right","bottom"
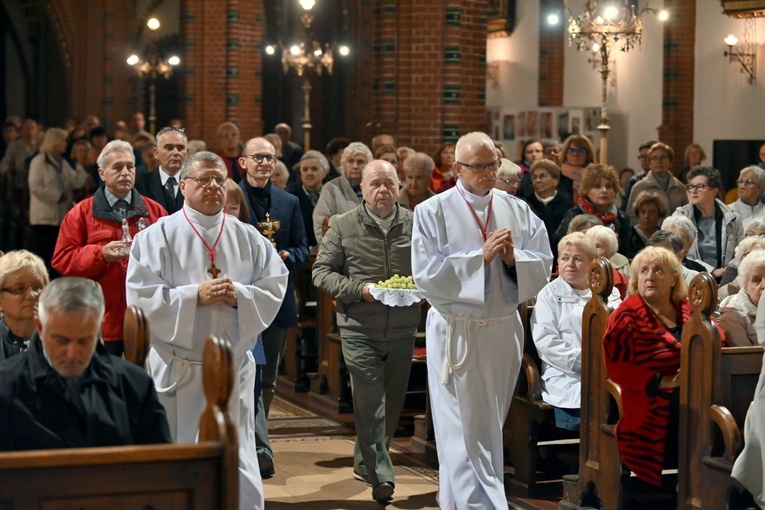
{"left": 724, "top": 20, "right": 756, "bottom": 84}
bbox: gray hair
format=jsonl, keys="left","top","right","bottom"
{"left": 497, "top": 158, "right": 521, "bottom": 178}
{"left": 97, "top": 140, "right": 135, "bottom": 170}
{"left": 647, "top": 230, "right": 686, "bottom": 255}
{"left": 455, "top": 132, "right": 495, "bottom": 162}
{"left": 0, "top": 250, "right": 49, "bottom": 290}
{"left": 403, "top": 152, "right": 435, "bottom": 179}
{"left": 179, "top": 151, "right": 226, "bottom": 180}
{"left": 567, "top": 214, "right": 603, "bottom": 234}
{"left": 39, "top": 128, "right": 68, "bottom": 154}
{"left": 734, "top": 235, "right": 765, "bottom": 265}
{"left": 301, "top": 150, "right": 330, "bottom": 174}
{"left": 37, "top": 277, "right": 105, "bottom": 328}
{"left": 340, "top": 142, "right": 373, "bottom": 171}
{"left": 188, "top": 140, "right": 207, "bottom": 155}
{"left": 661, "top": 215, "right": 698, "bottom": 245}
{"left": 740, "top": 165, "right": 765, "bottom": 190}
{"left": 155, "top": 127, "right": 188, "bottom": 146}
{"left": 586, "top": 225, "right": 619, "bottom": 258}
{"left": 737, "top": 250, "right": 765, "bottom": 289}
{"left": 746, "top": 214, "right": 765, "bottom": 235}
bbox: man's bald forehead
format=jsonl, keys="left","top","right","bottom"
{"left": 244, "top": 137, "right": 275, "bottom": 153}
{"left": 362, "top": 159, "right": 398, "bottom": 182}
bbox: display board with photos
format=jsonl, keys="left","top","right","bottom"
{"left": 489, "top": 107, "right": 601, "bottom": 163}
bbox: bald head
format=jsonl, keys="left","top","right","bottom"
{"left": 362, "top": 160, "right": 399, "bottom": 218}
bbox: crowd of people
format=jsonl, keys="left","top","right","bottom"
{"left": 1, "top": 111, "right": 765, "bottom": 509}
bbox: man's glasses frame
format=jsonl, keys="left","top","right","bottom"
{"left": 457, "top": 159, "right": 501, "bottom": 174}
{"left": 243, "top": 154, "right": 278, "bottom": 164}
{"left": 185, "top": 174, "right": 227, "bottom": 187}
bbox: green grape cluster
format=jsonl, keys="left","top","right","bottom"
{"left": 376, "top": 274, "right": 417, "bottom": 290}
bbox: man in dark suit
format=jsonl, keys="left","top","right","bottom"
{"left": 135, "top": 127, "right": 188, "bottom": 214}
{"left": 238, "top": 136, "right": 309, "bottom": 477}
{"left": 274, "top": 123, "right": 303, "bottom": 182}
{"left": 285, "top": 150, "right": 328, "bottom": 248}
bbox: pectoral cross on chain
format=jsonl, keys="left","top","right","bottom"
{"left": 208, "top": 263, "right": 221, "bottom": 279}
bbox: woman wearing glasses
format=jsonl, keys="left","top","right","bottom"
{"left": 625, "top": 142, "right": 687, "bottom": 227}
{"left": 730, "top": 166, "right": 765, "bottom": 224}
{"left": 557, "top": 135, "right": 595, "bottom": 202}
{"left": 0, "top": 250, "right": 48, "bottom": 361}
{"left": 670, "top": 166, "right": 743, "bottom": 280}
{"left": 493, "top": 158, "right": 521, "bottom": 196}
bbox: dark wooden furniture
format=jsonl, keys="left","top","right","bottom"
{"left": 677, "top": 273, "right": 764, "bottom": 510}
{"left": 123, "top": 304, "right": 151, "bottom": 367}
{"left": 0, "top": 335, "right": 238, "bottom": 510}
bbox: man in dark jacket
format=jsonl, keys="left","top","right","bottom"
{"left": 312, "top": 159, "right": 420, "bottom": 504}
{"left": 0, "top": 276, "right": 172, "bottom": 451}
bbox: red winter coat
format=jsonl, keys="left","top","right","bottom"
{"left": 52, "top": 189, "right": 167, "bottom": 342}
{"left": 603, "top": 294, "right": 691, "bottom": 486}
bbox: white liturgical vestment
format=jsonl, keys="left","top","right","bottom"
{"left": 412, "top": 180, "right": 552, "bottom": 509}
{"left": 126, "top": 205, "right": 288, "bottom": 510}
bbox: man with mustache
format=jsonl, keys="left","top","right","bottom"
{"left": 52, "top": 140, "right": 166, "bottom": 357}
{"left": 135, "top": 127, "right": 189, "bottom": 214}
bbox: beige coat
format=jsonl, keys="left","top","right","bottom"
{"left": 312, "top": 176, "right": 360, "bottom": 245}
{"left": 626, "top": 171, "right": 688, "bottom": 227}
{"left": 28, "top": 153, "right": 88, "bottom": 226}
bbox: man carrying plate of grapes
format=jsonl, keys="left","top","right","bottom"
{"left": 313, "top": 159, "right": 421, "bottom": 505}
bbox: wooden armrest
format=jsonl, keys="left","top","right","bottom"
{"left": 605, "top": 378, "right": 623, "bottom": 420}
{"left": 710, "top": 404, "right": 743, "bottom": 462}
{"left": 521, "top": 353, "right": 543, "bottom": 401}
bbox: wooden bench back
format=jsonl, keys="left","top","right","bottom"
{"left": 677, "top": 273, "right": 764, "bottom": 510}
{"left": 0, "top": 335, "right": 238, "bottom": 510}
{"left": 123, "top": 304, "right": 151, "bottom": 366}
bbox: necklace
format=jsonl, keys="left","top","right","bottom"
{"left": 456, "top": 185, "right": 493, "bottom": 241}
{"left": 182, "top": 208, "right": 227, "bottom": 278}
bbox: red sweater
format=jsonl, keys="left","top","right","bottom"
{"left": 52, "top": 190, "right": 167, "bottom": 342}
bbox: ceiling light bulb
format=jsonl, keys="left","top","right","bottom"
{"left": 658, "top": 10, "right": 669, "bottom": 21}
{"left": 596, "top": 16, "right": 605, "bottom": 24}
{"left": 339, "top": 45, "right": 350, "bottom": 56}
{"left": 299, "top": 0, "right": 315, "bottom": 10}
{"left": 147, "top": 18, "right": 160, "bottom": 30}
{"left": 724, "top": 34, "right": 738, "bottom": 47}
{"left": 290, "top": 45, "right": 301, "bottom": 56}
{"left": 547, "top": 13, "right": 560, "bottom": 25}
{"left": 592, "top": 43, "right": 601, "bottom": 52}
{"left": 127, "top": 55, "right": 140, "bottom": 66}
{"left": 265, "top": 45, "right": 276, "bottom": 55}
{"left": 603, "top": 6, "right": 618, "bottom": 21}
{"left": 168, "top": 56, "right": 180, "bottom": 66}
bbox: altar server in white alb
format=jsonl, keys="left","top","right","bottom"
{"left": 411, "top": 131, "right": 553, "bottom": 509}
{"left": 126, "top": 151, "right": 288, "bottom": 510}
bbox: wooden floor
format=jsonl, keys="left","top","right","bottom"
{"left": 266, "top": 389, "right": 561, "bottom": 509}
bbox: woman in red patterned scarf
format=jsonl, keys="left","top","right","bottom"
{"left": 554, "top": 163, "right": 631, "bottom": 256}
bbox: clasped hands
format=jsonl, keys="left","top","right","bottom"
{"left": 483, "top": 227, "right": 515, "bottom": 266}
{"left": 198, "top": 277, "right": 237, "bottom": 307}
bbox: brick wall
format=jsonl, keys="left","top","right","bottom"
{"left": 659, "top": 0, "right": 696, "bottom": 174}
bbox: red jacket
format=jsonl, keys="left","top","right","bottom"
{"left": 603, "top": 294, "right": 691, "bottom": 486}
{"left": 52, "top": 189, "right": 167, "bottom": 342}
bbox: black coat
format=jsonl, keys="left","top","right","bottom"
{"left": 523, "top": 192, "right": 573, "bottom": 259}
{"left": 0, "top": 334, "right": 172, "bottom": 451}
{"left": 286, "top": 181, "right": 318, "bottom": 247}
{"left": 134, "top": 168, "right": 184, "bottom": 214}
{"left": 554, "top": 203, "right": 632, "bottom": 256}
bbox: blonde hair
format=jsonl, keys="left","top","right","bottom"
{"left": 629, "top": 246, "right": 688, "bottom": 303}
{"left": 557, "top": 232, "right": 597, "bottom": 261}
{"left": 0, "top": 250, "right": 49, "bottom": 290}
{"left": 586, "top": 225, "right": 619, "bottom": 258}
{"left": 224, "top": 180, "right": 249, "bottom": 222}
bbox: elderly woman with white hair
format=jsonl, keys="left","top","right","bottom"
{"left": 731, "top": 166, "right": 765, "bottom": 224}
{"left": 586, "top": 225, "right": 629, "bottom": 299}
{"left": 312, "top": 141, "right": 373, "bottom": 244}
{"left": 532, "top": 232, "right": 621, "bottom": 431}
{"left": 27, "top": 128, "right": 88, "bottom": 269}
{"left": 720, "top": 250, "right": 765, "bottom": 346}
{"left": 0, "top": 250, "right": 49, "bottom": 361}
{"left": 287, "top": 150, "right": 329, "bottom": 248}
{"left": 661, "top": 214, "right": 709, "bottom": 273}
{"left": 494, "top": 158, "right": 521, "bottom": 196}
{"left": 718, "top": 235, "right": 765, "bottom": 302}
{"left": 398, "top": 152, "right": 435, "bottom": 210}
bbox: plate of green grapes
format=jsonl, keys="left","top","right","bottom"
{"left": 369, "top": 275, "right": 422, "bottom": 307}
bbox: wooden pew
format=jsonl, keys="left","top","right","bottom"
{"left": 0, "top": 335, "right": 238, "bottom": 510}
{"left": 677, "top": 273, "right": 764, "bottom": 510}
{"left": 123, "top": 304, "right": 151, "bottom": 366}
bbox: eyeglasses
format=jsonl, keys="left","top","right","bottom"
{"left": 737, "top": 178, "right": 757, "bottom": 187}
{"left": 686, "top": 184, "right": 709, "bottom": 192}
{"left": 1, "top": 284, "right": 43, "bottom": 296}
{"left": 457, "top": 159, "right": 501, "bottom": 174}
{"left": 567, "top": 148, "right": 587, "bottom": 155}
{"left": 186, "top": 174, "right": 227, "bottom": 187}
{"left": 498, "top": 178, "right": 519, "bottom": 185}
{"left": 637, "top": 154, "right": 649, "bottom": 161}
{"left": 156, "top": 127, "right": 185, "bottom": 138}
{"left": 531, "top": 173, "right": 552, "bottom": 181}
{"left": 649, "top": 155, "right": 670, "bottom": 162}
{"left": 243, "top": 154, "right": 278, "bottom": 164}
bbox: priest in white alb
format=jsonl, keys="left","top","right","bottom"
{"left": 126, "top": 151, "right": 288, "bottom": 510}
{"left": 411, "top": 131, "right": 553, "bottom": 509}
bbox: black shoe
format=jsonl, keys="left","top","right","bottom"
{"left": 352, "top": 469, "right": 371, "bottom": 486}
{"left": 372, "top": 481, "right": 394, "bottom": 503}
{"left": 258, "top": 453, "right": 275, "bottom": 479}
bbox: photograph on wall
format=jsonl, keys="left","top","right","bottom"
{"left": 526, "top": 110, "right": 539, "bottom": 138}
{"left": 586, "top": 108, "right": 601, "bottom": 131}
{"left": 570, "top": 114, "right": 582, "bottom": 135}
{"left": 517, "top": 111, "right": 526, "bottom": 138}
{"left": 540, "top": 111, "right": 554, "bottom": 139}
{"left": 557, "top": 111, "right": 569, "bottom": 140}
{"left": 503, "top": 114, "right": 515, "bottom": 140}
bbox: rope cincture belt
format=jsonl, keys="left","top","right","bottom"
{"left": 434, "top": 309, "right": 514, "bottom": 385}
{"left": 151, "top": 345, "right": 203, "bottom": 394}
